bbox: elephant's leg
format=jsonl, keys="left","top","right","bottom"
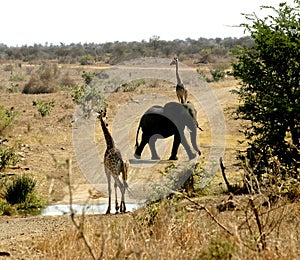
{"left": 169, "top": 134, "right": 181, "bottom": 160}
{"left": 149, "top": 135, "right": 160, "bottom": 160}
{"left": 180, "top": 132, "right": 197, "bottom": 160}
{"left": 134, "top": 133, "right": 149, "bottom": 159}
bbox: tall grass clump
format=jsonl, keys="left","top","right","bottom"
{"left": 0, "top": 174, "right": 45, "bottom": 215}
{"left": 4, "top": 174, "right": 36, "bottom": 205}
{"left": 0, "top": 144, "right": 20, "bottom": 171}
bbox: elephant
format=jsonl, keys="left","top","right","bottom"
{"left": 134, "top": 101, "right": 201, "bottom": 160}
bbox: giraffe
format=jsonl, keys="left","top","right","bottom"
{"left": 97, "top": 109, "right": 128, "bottom": 214}
{"left": 170, "top": 57, "right": 188, "bottom": 104}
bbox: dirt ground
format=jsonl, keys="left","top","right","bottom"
{"left": 0, "top": 62, "right": 241, "bottom": 258}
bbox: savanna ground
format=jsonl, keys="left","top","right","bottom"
{"left": 0, "top": 60, "right": 299, "bottom": 259}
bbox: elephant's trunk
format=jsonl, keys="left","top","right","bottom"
{"left": 135, "top": 124, "right": 141, "bottom": 148}
{"left": 190, "top": 129, "right": 201, "bottom": 155}
{"left": 134, "top": 124, "right": 142, "bottom": 159}
{"left": 197, "top": 125, "right": 203, "bottom": 131}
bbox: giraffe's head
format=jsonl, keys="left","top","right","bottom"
{"left": 96, "top": 109, "right": 108, "bottom": 125}
{"left": 170, "top": 57, "right": 178, "bottom": 66}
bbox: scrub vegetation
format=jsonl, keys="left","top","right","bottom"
{"left": 0, "top": 1, "right": 299, "bottom": 258}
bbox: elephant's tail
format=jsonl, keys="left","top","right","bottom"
{"left": 135, "top": 124, "right": 141, "bottom": 148}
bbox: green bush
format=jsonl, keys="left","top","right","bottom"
{"left": 16, "top": 192, "right": 45, "bottom": 212}
{"left": 0, "top": 144, "right": 20, "bottom": 171}
{"left": 0, "top": 200, "right": 16, "bottom": 216}
{"left": 0, "top": 105, "right": 18, "bottom": 135}
{"left": 79, "top": 55, "right": 94, "bottom": 65}
{"left": 231, "top": 1, "right": 300, "bottom": 179}
{"left": 32, "top": 100, "right": 55, "bottom": 117}
{"left": 210, "top": 68, "right": 225, "bottom": 82}
{"left": 4, "top": 174, "right": 36, "bottom": 205}
{"left": 0, "top": 174, "right": 45, "bottom": 215}
{"left": 71, "top": 86, "right": 85, "bottom": 104}
{"left": 72, "top": 71, "right": 106, "bottom": 117}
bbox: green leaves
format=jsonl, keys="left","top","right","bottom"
{"left": 232, "top": 1, "right": 300, "bottom": 178}
{"left": 32, "top": 100, "right": 55, "bottom": 117}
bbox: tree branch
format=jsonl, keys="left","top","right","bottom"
{"left": 67, "top": 159, "right": 99, "bottom": 260}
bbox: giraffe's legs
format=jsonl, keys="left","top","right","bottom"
{"left": 120, "top": 201, "right": 126, "bottom": 213}
{"left": 120, "top": 181, "right": 126, "bottom": 213}
{"left": 183, "top": 89, "right": 188, "bottom": 103}
{"left": 105, "top": 168, "right": 111, "bottom": 214}
{"left": 114, "top": 182, "right": 119, "bottom": 213}
{"left": 113, "top": 177, "right": 127, "bottom": 213}
{"left": 177, "top": 92, "right": 184, "bottom": 104}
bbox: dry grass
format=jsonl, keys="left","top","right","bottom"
{"left": 36, "top": 196, "right": 300, "bottom": 259}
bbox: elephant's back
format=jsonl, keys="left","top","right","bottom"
{"left": 140, "top": 112, "right": 176, "bottom": 134}
{"left": 144, "top": 105, "right": 163, "bottom": 115}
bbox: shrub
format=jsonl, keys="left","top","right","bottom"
{"left": 38, "top": 63, "right": 58, "bottom": 82}
{"left": 22, "top": 63, "right": 59, "bottom": 94}
{"left": 0, "top": 200, "right": 16, "bottom": 216}
{"left": 3, "top": 64, "right": 13, "bottom": 72}
{"left": 210, "top": 68, "right": 225, "bottom": 82}
{"left": 4, "top": 174, "right": 36, "bottom": 205}
{"left": 59, "top": 72, "right": 77, "bottom": 87}
{"left": 79, "top": 55, "right": 94, "bottom": 65}
{"left": 0, "top": 105, "right": 18, "bottom": 135}
{"left": 231, "top": 1, "right": 300, "bottom": 179}
{"left": 23, "top": 72, "right": 57, "bottom": 94}
{"left": 32, "top": 100, "right": 55, "bottom": 117}
{"left": 72, "top": 71, "right": 106, "bottom": 117}
{"left": 117, "top": 79, "right": 146, "bottom": 92}
{"left": 16, "top": 192, "right": 46, "bottom": 212}
{"left": 71, "top": 86, "right": 85, "bottom": 104}
{"left": 0, "top": 144, "right": 20, "bottom": 171}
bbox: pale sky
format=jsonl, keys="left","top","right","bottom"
{"left": 0, "top": 0, "right": 295, "bottom": 46}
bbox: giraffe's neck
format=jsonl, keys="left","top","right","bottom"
{"left": 100, "top": 117, "right": 114, "bottom": 149}
{"left": 175, "top": 61, "right": 183, "bottom": 85}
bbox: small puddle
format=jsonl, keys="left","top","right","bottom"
{"left": 41, "top": 204, "right": 143, "bottom": 216}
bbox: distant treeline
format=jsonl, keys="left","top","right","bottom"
{"left": 0, "top": 36, "right": 254, "bottom": 65}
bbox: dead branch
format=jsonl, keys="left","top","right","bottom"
{"left": 219, "top": 157, "right": 233, "bottom": 192}
{"left": 182, "top": 193, "right": 234, "bottom": 236}
{"left": 67, "top": 158, "right": 98, "bottom": 260}
{"left": 248, "top": 197, "right": 267, "bottom": 251}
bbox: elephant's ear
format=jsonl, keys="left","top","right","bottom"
{"left": 187, "top": 108, "right": 194, "bottom": 119}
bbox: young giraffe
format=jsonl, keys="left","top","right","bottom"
{"left": 97, "top": 109, "right": 128, "bottom": 214}
{"left": 170, "top": 57, "right": 188, "bottom": 104}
